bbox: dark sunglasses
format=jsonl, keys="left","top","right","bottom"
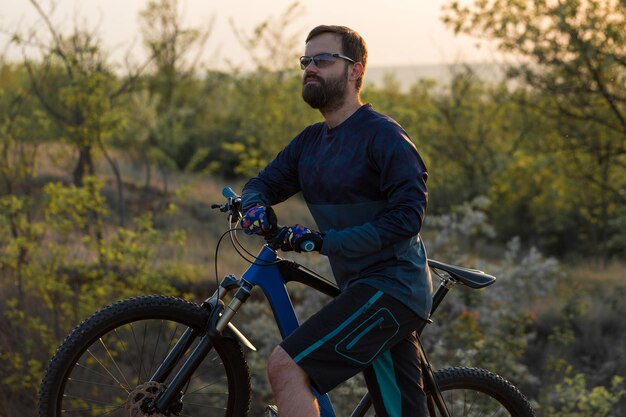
{"left": 299, "top": 53, "right": 356, "bottom": 70}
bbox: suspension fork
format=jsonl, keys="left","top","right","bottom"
{"left": 148, "top": 275, "right": 237, "bottom": 383}
{"left": 151, "top": 278, "right": 253, "bottom": 412}
{"left": 149, "top": 327, "right": 200, "bottom": 383}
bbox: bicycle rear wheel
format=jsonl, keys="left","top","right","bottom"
{"left": 39, "top": 295, "right": 251, "bottom": 417}
{"left": 433, "top": 367, "right": 535, "bottom": 417}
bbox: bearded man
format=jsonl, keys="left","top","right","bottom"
{"left": 240, "top": 25, "right": 432, "bottom": 417}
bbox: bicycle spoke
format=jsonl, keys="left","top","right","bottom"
{"left": 128, "top": 322, "right": 146, "bottom": 382}
{"left": 62, "top": 404, "right": 121, "bottom": 414}
{"left": 42, "top": 297, "right": 250, "bottom": 417}
{"left": 85, "top": 348, "right": 131, "bottom": 393}
{"left": 66, "top": 377, "right": 124, "bottom": 390}
{"left": 141, "top": 321, "right": 150, "bottom": 378}
{"left": 449, "top": 389, "right": 454, "bottom": 416}
{"left": 442, "top": 388, "right": 516, "bottom": 417}
{"left": 73, "top": 361, "right": 126, "bottom": 386}
{"left": 62, "top": 393, "right": 124, "bottom": 413}
{"left": 156, "top": 323, "right": 188, "bottom": 382}
{"left": 147, "top": 320, "right": 166, "bottom": 377}
{"left": 178, "top": 401, "right": 229, "bottom": 409}
{"left": 98, "top": 337, "right": 132, "bottom": 391}
{"left": 184, "top": 377, "right": 229, "bottom": 395}
{"left": 186, "top": 363, "right": 227, "bottom": 387}
{"left": 162, "top": 323, "right": 184, "bottom": 373}
{"left": 111, "top": 327, "right": 140, "bottom": 384}
{"left": 63, "top": 407, "right": 121, "bottom": 417}
{"left": 463, "top": 389, "right": 472, "bottom": 416}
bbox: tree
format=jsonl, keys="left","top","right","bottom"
{"left": 9, "top": 0, "right": 141, "bottom": 226}
{"left": 230, "top": 2, "right": 305, "bottom": 74}
{"left": 0, "top": 64, "right": 48, "bottom": 311}
{"left": 138, "top": 0, "right": 214, "bottom": 193}
{"left": 443, "top": 0, "right": 626, "bottom": 264}
{"left": 191, "top": 1, "right": 318, "bottom": 178}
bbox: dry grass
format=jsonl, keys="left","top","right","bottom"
{"left": 562, "top": 262, "right": 626, "bottom": 294}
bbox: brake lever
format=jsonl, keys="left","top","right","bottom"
{"left": 211, "top": 203, "right": 229, "bottom": 213}
{"left": 264, "top": 226, "right": 316, "bottom": 252}
{"left": 229, "top": 206, "right": 242, "bottom": 223}
{"left": 212, "top": 187, "right": 242, "bottom": 221}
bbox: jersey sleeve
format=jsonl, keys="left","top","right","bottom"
{"left": 320, "top": 128, "right": 428, "bottom": 257}
{"left": 241, "top": 131, "right": 306, "bottom": 211}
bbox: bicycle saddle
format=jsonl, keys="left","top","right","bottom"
{"left": 427, "top": 259, "right": 496, "bottom": 289}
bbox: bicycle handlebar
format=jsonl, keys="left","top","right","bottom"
{"left": 222, "top": 186, "right": 239, "bottom": 200}
{"left": 211, "top": 187, "right": 242, "bottom": 222}
{"left": 266, "top": 226, "right": 316, "bottom": 253}
{"left": 213, "top": 187, "right": 316, "bottom": 252}
{"left": 299, "top": 240, "right": 316, "bottom": 252}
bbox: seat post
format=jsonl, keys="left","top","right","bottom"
{"left": 429, "top": 282, "right": 451, "bottom": 319}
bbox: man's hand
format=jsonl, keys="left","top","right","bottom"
{"left": 240, "top": 205, "right": 277, "bottom": 236}
{"left": 275, "top": 224, "right": 324, "bottom": 252}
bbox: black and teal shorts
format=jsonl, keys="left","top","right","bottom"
{"left": 280, "top": 284, "right": 428, "bottom": 417}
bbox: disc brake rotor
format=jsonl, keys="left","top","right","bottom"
{"left": 126, "top": 381, "right": 167, "bottom": 417}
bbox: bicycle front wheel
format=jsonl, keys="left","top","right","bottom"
{"left": 39, "top": 295, "right": 251, "bottom": 417}
{"left": 434, "top": 367, "right": 535, "bottom": 417}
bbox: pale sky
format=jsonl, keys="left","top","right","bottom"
{"left": 0, "top": 0, "right": 497, "bottom": 70}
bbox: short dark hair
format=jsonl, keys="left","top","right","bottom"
{"left": 305, "top": 25, "right": 368, "bottom": 92}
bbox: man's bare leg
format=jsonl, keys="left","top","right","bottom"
{"left": 267, "top": 345, "right": 319, "bottom": 417}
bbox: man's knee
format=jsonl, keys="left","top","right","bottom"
{"left": 267, "top": 346, "right": 307, "bottom": 386}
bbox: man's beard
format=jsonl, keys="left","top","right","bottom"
{"left": 302, "top": 66, "right": 348, "bottom": 112}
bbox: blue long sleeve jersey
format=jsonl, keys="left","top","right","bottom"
{"left": 242, "top": 104, "right": 432, "bottom": 319}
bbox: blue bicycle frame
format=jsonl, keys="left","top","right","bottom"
{"left": 152, "top": 187, "right": 497, "bottom": 416}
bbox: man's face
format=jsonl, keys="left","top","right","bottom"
{"left": 301, "top": 33, "right": 350, "bottom": 111}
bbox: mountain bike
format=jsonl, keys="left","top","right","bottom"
{"left": 38, "top": 187, "right": 536, "bottom": 417}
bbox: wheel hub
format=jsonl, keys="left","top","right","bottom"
{"left": 126, "top": 381, "right": 170, "bottom": 417}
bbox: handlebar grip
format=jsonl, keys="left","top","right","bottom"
{"left": 222, "top": 187, "right": 240, "bottom": 199}
{"left": 300, "top": 240, "right": 316, "bottom": 252}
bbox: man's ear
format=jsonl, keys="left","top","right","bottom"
{"left": 350, "top": 62, "right": 364, "bottom": 81}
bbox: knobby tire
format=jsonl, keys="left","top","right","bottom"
{"left": 38, "top": 295, "right": 251, "bottom": 417}
{"left": 433, "top": 367, "right": 536, "bottom": 417}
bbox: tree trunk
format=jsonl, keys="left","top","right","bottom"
{"left": 73, "top": 145, "right": 94, "bottom": 186}
{"left": 99, "top": 137, "right": 126, "bottom": 227}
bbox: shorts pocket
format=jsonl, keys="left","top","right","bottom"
{"left": 334, "top": 308, "right": 399, "bottom": 365}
